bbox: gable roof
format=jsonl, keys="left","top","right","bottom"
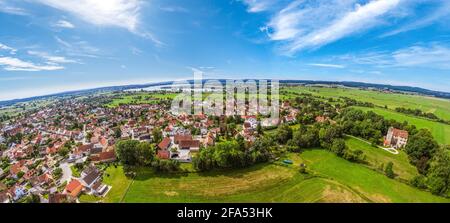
{"left": 65, "top": 179, "right": 83, "bottom": 197}
{"left": 174, "top": 134, "right": 192, "bottom": 144}
{"left": 158, "top": 137, "right": 171, "bottom": 150}
{"left": 179, "top": 140, "right": 200, "bottom": 149}
{"left": 392, "top": 128, "right": 409, "bottom": 139}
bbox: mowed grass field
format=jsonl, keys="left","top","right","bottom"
{"left": 106, "top": 92, "right": 178, "bottom": 108}
{"left": 345, "top": 136, "right": 418, "bottom": 180}
{"left": 282, "top": 86, "right": 450, "bottom": 121}
{"left": 354, "top": 106, "right": 450, "bottom": 145}
{"left": 300, "top": 150, "right": 448, "bottom": 203}
{"left": 93, "top": 150, "right": 447, "bottom": 203}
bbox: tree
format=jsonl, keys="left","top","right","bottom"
{"left": 116, "top": 140, "right": 140, "bottom": 165}
{"left": 116, "top": 140, "right": 155, "bottom": 166}
{"left": 426, "top": 148, "right": 450, "bottom": 195}
{"left": 385, "top": 162, "right": 395, "bottom": 179}
{"left": 330, "top": 138, "right": 347, "bottom": 157}
{"left": 256, "top": 123, "right": 263, "bottom": 135}
{"left": 53, "top": 167, "right": 63, "bottom": 180}
{"left": 114, "top": 128, "right": 122, "bottom": 139}
{"left": 276, "top": 124, "right": 293, "bottom": 144}
{"left": 58, "top": 147, "right": 70, "bottom": 157}
{"left": 405, "top": 129, "right": 439, "bottom": 174}
{"left": 152, "top": 128, "right": 162, "bottom": 143}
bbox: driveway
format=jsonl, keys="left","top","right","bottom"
{"left": 59, "top": 162, "right": 73, "bottom": 184}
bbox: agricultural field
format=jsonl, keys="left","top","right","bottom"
{"left": 91, "top": 150, "right": 447, "bottom": 203}
{"left": 354, "top": 106, "right": 450, "bottom": 145}
{"left": 105, "top": 92, "right": 178, "bottom": 108}
{"left": 282, "top": 86, "right": 450, "bottom": 121}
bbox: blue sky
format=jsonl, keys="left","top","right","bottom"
{"left": 0, "top": 0, "right": 450, "bottom": 101}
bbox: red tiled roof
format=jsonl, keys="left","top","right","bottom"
{"left": 157, "top": 150, "right": 170, "bottom": 159}
{"left": 99, "top": 151, "right": 116, "bottom": 161}
{"left": 65, "top": 179, "right": 83, "bottom": 197}
{"left": 179, "top": 140, "right": 200, "bottom": 149}
{"left": 392, "top": 128, "right": 409, "bottom": 139}
{"left": 174, "top": 134, "right": 192, "bottom": 144}
{"left": 158, "top": 137, "right": 171, "bottom": 150}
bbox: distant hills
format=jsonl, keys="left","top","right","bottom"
{"left": 1, "top": 80, "right": 449, "bottom": 107}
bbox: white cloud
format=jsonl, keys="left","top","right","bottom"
{"left": 35, "top": 0, "right": 162, "bottom": 45}
{"left": 159, "top": 6, "right": 188, "bottom": 13}
{"left": 258, "top": 0, "right": 404, "bottom": 54}
{"left": 0, "top": 43, "right": 17, "bottom": 54}
{"left": 0, "top": 1, "right": 28, "bottom": 16}
{"left": 54, "top": 36, "right": 100, "bottom": 58}
{"left": 392, "top": 44, "right": 450, "bottom": 69}
{"left": 338, "top": 43, "right": 450, "bottom": 70}
{"left": 380, "top": 1, "right": 450, "bottom": 38}
{"left": 27, "top": 51, "right": 78, "bottom": 64}
{"left": 308, "top": 63, "right": 345, "bottom": 69}
{"left": 53, "top": 20, "right": 75, "bottom": 29}
{"left": 242, "top": 0, "right": 274, "bottom": 13}
{"left": 0, "top": 57, "right": 64, "bottom": 71}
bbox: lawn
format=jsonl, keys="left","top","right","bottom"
{"left": 80, "top": 165, "right": 133, "bottom": 203}
{"left": 345, "top": 136, "right": 418, "bottom": 180}
{"left": 300, "top": 149, "right": 449, "bottom": 203}
{"left": 282, "top": 86, "right": 450, "bottom": 121}
{"left": 92, "top": 150, "right": 447, "bottom": 203}
{"left": 354, "top": 106, "right": 450, "bottom": 145}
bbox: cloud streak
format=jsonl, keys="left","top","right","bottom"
{"left": 0, "top": 57, "right": 64, "bottom": 71}
{"left": 35, "top": 0, "right": 163, "bottom": 45}
{"left": 308, "top": 63, "right": 345, "bottom": 69}
{"left": 338, "top": 43, "right": 450, "bottom": 70}
{"left": 53, "top": 20, "right": 75, "bottom": 29}
{"left": 263, "top": 0, "right": 403, "bottom": 55}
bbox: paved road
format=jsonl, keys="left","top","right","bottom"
{"left": 59, "top": 162, "right": 73, "bottom": 184}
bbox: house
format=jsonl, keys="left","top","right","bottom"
{"left": 81, "top": 166, "right": 102, "bottom": 189}
{"left": 174, "top": 134, "right": 192, "bottom": 144}
{"left": 158, "top": 137, "right": 171, "bottom": 150}
{"left": 384, "top": 127, "right": 409, "bottom": 149}
{"left": 91, "top": 181, "right": 109, "bottom": 196}
{"left": 179, "top": 140, "right": 200, "bottom": 151}
{"left": 65, "top": 179, "right": 83, "bottom": 198}
{"left": 157, "top": 150, "right": 170, "bottom": 159}
{"left": 48, "top": 193, "right": 68, "bottom": 203}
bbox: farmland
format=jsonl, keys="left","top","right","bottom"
{"left": 282, "top": 86, "right": 450, "bottom": 121}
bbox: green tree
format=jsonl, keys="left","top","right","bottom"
{"left": 276, "top": 124, "right": 293, "bottom": 144}
{"left": 405, "top": 129, "right": 439, "bottom": 174}
{"left": 385, "top": 162, "right": 395, "bottom": 179}
{"left": 152, "top": 128, "right": 162, "bottom": 143}
{"left": 426, "top": 148, "right": 450, "bottom": 195}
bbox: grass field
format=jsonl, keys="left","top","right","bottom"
{"left": 106, "top": 92, "right": 178, "bottom": 108}
{"left": 92, "top": 150, "right": 447, "bottom": 203}
{"left": 354, "top": 106, "right": 450, "bottom": 145}
{"left": 282, "top": 86, "right": 450, "bottom": 121}
{"left": 300, "top": 149, "right": 448, "bottom": 203}
{"left": 345, "top": 136, "right": 418, "bottom": 180}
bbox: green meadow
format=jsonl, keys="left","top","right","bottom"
{"left": 282, "top": 86, "right": 450, "bottom": 121}
{"left": 88, "top": 150, "right": 447, "bottom": 203}
{"left": 354, "top": 106, "right": 450, "bottom": 145}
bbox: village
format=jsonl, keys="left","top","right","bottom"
{"left": 0, "top": 92, "right": 410, "bottom": 203}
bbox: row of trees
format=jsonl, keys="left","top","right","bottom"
{"left": 193, "top": 138, "right": 275, "bottom": 171}
{"left": 115, "top": 139, "right": 181, "bottom": 172}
